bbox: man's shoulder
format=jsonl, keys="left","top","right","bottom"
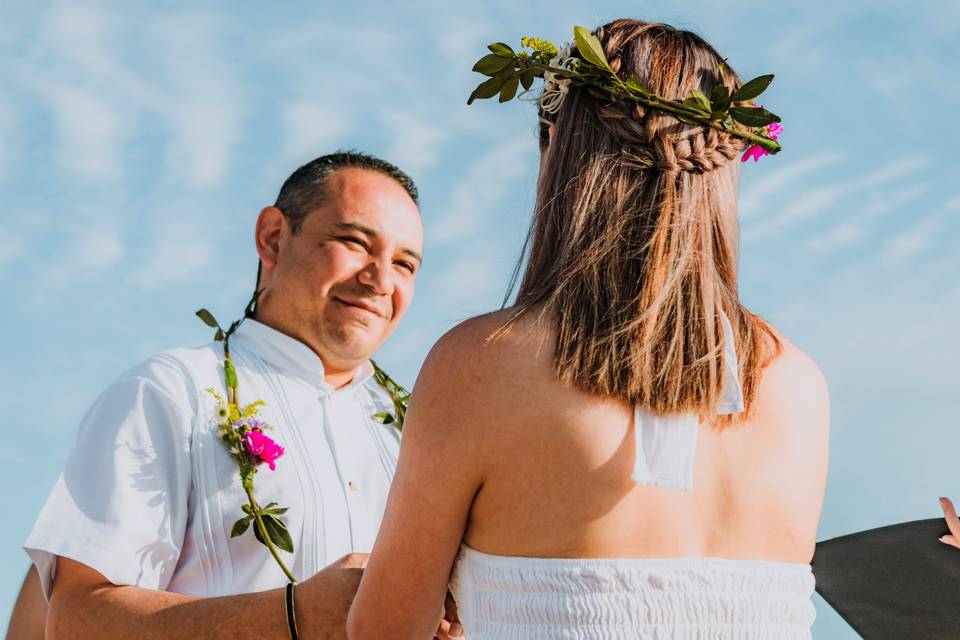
{"left": 111, "top": 342, "right": 224, "bottom": 408}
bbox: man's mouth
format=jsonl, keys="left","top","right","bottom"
{"left": 333, "top": 297, "right": 387, "bottom": 319}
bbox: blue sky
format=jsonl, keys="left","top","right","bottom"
{"left": 2, "top": 1, "right": 958, "bottom": 636}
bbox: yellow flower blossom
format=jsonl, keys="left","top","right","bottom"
{"left": 521, "top": 36, "right": 558, "bottom": 58}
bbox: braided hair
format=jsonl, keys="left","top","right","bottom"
{"left": 512, "top": 19, "right": 780, "bottom": 421}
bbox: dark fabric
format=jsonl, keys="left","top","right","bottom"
{"left": 813, "top": 519, "right": 960, "bottom": 639}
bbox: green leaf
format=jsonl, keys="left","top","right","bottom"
{"left": 373, "top": 411, "right": 395, "bottom": 424}
{"left": 573, "top": 26, "right": 611, "bottom": 71}
{"left": 729, "top": 106, "right": 781, "bottom": 127}
{"left": 499, "top": 75, "right": 520, "bottom": 102}
{"left": 231, "top": 515, "right": 253, "bottom": 537}
{"left": 709, "top": 83, "right": 730, "bottom": 111}
{"left": 468, "top": 75, "right": 508, "bottom": 104}
{"left": 488, "top": 42, "right": 515, "bottom": 57}
{"left": 262, "top": 505, "right": 289, "bottom": 516}
{"left": 675, "top": 113, "right": 701, "bottom": 126}
{"left": 520, "top": 68, "right": 535, "bottom": 91}
{"left": 196, "top": 309, "right": 219, "bottom": 329}
{"left": 241, "top": 503, "right": 252, "bottom": 514}
{"left": 624, "top": 77, "right": 650, "bottom": 97}
{"left": 690, "top": 90, "right": 711, "bottom": 113}
{"left": 224, "top": 359, "right": 238, "bottom": 389}
{"left": 473, "top": 53, "right": 514, "bottom": 76}
{"left": 255, "top": 514, "right": 294, "bottom": 553}
{"left": 730, "top": 74, "right": 774, "bottom": 103}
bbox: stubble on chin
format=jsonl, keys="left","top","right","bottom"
{"left": 322, "top": 320, "right": 382, "bottom": 363}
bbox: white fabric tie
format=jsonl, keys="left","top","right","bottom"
{"left": 630, "top": 311, "right": 744, "bottom": 491}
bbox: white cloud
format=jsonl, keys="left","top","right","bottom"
{"left": 279, "top": 102, "right": 353, "bottom": 168}
{"left": 127, "top": 212, "right": 216, "bottom": 290}
{"left": 429, "top": 136, "right": 535, "bottom": 245}
{"left": 744, "top": 156, "right": 928, "bottom": 242}
{"left": 147, "top": 12, "right": 243, "bottom": 191}
{"left": 379, "top": 111, "right": 450, "bottom": 176}
{"left": 0, "top": 228, "right": 25, "bottom": 271}
{"left": 862, "top": 183, "right": 931, "bottom": 218}
{"left": 803, "top": 223, "right": 867, "bottom": 254}
{"left": 739, "top": 151, "right": 845, "bottom": 219}
{"left": 881, "top": 215, "right": 942, "bottom": 266}
{"left": 0, "top": 97, "right": 15, "bottom": 179}
{"left": 38, "top": 218, "right": 127, "bottom": 286}
{"left": 11, "top": 5, "right": 243, "bottom": 191}
{"left": 27, "top": 78, "right": 127, "bottom": 183}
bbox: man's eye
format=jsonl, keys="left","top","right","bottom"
{"left": 340, "top": 236, "right": 368, "bottom": 249}
{"left": 395, "top": 261, "right": 416, "bottom": 274}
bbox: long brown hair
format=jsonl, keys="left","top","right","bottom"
{"left": 508, "top": 19, "right": 781, "bottom": 420}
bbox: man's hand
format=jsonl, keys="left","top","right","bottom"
{"left": 939, "top": 497, "right": 960, "bottom": 549}
{"left": 295, "top": 553, "right": 369, "bottom": 638}
{"left": 433, "top": 590, "right": 464, "bottom": 640}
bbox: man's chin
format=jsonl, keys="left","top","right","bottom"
{"left": 325, "top": 325, "right": 383, "bottom": 362}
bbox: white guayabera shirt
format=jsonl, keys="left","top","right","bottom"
{"left": 25, "top": 319, "right": 401, "bottom": 598}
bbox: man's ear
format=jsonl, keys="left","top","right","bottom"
{"left": 255, "top": 207, "right": 286, "bottom": 269}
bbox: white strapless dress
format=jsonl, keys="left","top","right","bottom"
{"left": 449, "top": 545, "right": 816, "bottom": 639}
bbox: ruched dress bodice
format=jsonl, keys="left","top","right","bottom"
{"left": 449, "top": 545, "right": 816, "bottom": 639}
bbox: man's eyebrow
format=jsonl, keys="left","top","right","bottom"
{"left": 334, "top": 222, "right": 422, "bottom": 263}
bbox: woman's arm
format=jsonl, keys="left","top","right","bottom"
{"left": 6, "top": 566, "right": 46, "bottom": 640}
{"left": 348, "top": 327, "right": 488, "bottom": 639}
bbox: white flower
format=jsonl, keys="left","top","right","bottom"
{"left": 540, "top": 42, "right": 577, "bottom": 114}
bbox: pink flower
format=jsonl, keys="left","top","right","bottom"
{"left": 741, "top": 145, "right": 767, "bottom": 163}
{"left": 244, "top": 429, "right": 285, "bottom": 471}
{"left": 741, "top": 120, "right": 784, "bottom": 163}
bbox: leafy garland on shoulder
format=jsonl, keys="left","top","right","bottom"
{"left": 194, "top": 291, "right": 409, "bottom": 582}
{"left": 468, "top": 26, "right": 783, "bottom": 155}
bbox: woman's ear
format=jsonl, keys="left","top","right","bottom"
{"left": 255, "top": 207, "right": 286, "bottom": 269}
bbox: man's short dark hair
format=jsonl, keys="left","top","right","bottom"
{"left": 274, "top": 151, "right": 419, "bottom": 233}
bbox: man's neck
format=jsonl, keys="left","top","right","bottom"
{"left": 322, "top": 366, "right": 359, "bottom": 390}
{"left": 252, "top": 310, "right": 362, "bottom": 390}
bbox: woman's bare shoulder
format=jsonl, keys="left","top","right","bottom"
{"left": 752, "top": 326, "right": 830, "bottom": 444}
{"left": 423, "top": 307, "right": 550, "bottom": 375}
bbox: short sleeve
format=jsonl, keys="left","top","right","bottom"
{"left": 24, "top": 361, "right": 195, "bottom": 599}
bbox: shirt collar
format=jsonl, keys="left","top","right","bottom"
{"left": 230, "top": 319, "right": 374, "bottom": 394}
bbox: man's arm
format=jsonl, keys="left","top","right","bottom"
{"left": 6, "top": 566, "right": 47, "bottom": 640}
{"left": 48, "top": 554, "right": 368, "bottom": 640}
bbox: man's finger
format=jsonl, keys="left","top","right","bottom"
{"left": 939, "top": 497, "right": 960, "bottom": 540}
{"left": 940, "top": 534, "right": 960, "bottom": 549}
{"left": 444, "top": 589, "right": 460, "bottom": 623}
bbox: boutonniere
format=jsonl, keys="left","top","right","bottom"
{"left": 197, "top": 300, "right": 296, "bottom": 582}
{"left": 194, "top": 293, "right": 411, "bottom": 582}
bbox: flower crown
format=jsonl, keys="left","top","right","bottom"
{"left": 468, "top": 26, "right": 783, "bottom": 162}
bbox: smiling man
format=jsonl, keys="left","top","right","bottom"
{"left": 18, "top": 152, "right": 459, "bottom": 639}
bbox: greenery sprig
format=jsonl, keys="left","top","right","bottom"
{"left": 196, "top": 303, "right": 296, "bottom": 583}
{"left": 371, "top": 360, "right": 410, "bottom": 430}
{"left": 193, "top": 293, "right": 409, "bottom": 583}
{"left": 468, "top": 26, "right": 783, "bottom": 154}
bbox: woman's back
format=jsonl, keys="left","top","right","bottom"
{"left": 458, "top": 308, "right": 829, "bottom": 563}
{"left": 446, "top": 309, "right": 828, "bottom": 638}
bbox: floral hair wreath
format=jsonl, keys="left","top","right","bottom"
{"left": 468, "top": 26, "right": 783, "bottom": 163}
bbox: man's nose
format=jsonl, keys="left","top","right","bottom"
{"left": 357, "top": 258, "right": 393, "bottom": 295}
